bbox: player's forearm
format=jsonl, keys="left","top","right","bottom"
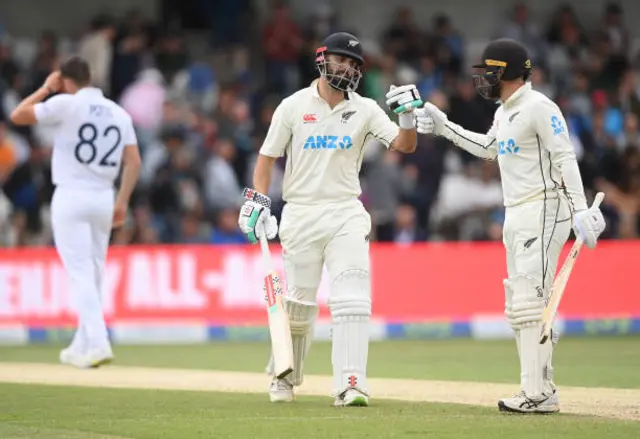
{"left": 10, "top": 87, "right": 50, "bottom": 125}
{"left": 253, "top": 154, "right": 277, "bottom": 194}
{"left": 116, "top": 157, "right": 141, "bottom": 204}
{"left": 557, "top": 157, "right": 588, "bottom": 212}
{"left": 391, "top": 128, "right": 417, "bottom": 153}
{"left": 441, "top": 121, "right": 497, "bottom": 160}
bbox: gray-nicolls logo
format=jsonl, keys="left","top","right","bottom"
{"left": 341, "top": 110, "right": 357, "bottom": 124}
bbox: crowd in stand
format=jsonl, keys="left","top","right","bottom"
{"left": 0, "top": 2, "right": 638, "bottom": 247}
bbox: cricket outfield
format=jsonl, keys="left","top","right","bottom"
{"left": 0, "top": 337, "right": 638, "bottom": 438}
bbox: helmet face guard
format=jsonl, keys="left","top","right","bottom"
{"left": 315, "top": 47, "right": 362, "bottom": 92}
{"left": 472, "top": 65, "right": 504, "bottom": 100}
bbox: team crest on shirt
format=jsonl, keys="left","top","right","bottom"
{"left": 551, "top": 115, "right": 565, "bottom": 135}
{"left": 341, "top": 111, "right": 357, "bottom": 124}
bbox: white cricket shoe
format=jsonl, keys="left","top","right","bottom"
{"left": 334, "top": 387, "right": 369, "bottom": 407}
{"left": 60, "top": 346, "right": 114, "bottom": 369}
{"left": 269, "top": 378, "right": 294, "bottom": 403}
{"left": 60, "top": 346, "right": 84, "bottom": 366}
{"left": 498, "top": 390, "right": 559, "bottom": 414}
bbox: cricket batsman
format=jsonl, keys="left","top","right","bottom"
{"left": 238, "top": 31, "right": 422, "bottom": 406}
{"left": 415, "top": 38, "right": 606, "bottom": 413}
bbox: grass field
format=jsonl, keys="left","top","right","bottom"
{"left": 1, "top": 337, "right": 639, "bottom": 438}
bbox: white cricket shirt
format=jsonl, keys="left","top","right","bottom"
{"left": 441, "top": 82, "right": 588, "bottom": 211}
{"left": 34, "top": 87, "right": 138, "bottom": 190}
{"left": 259, "top": 80, "right": 400, "bottom": 205}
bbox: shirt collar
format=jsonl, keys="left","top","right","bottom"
{"left": 502, "top": 82, "right": 531, "bottom": 107}
{"left": 76, "top": 87, "right": 104, "bottom": 97}
{"left": 311, "top": 79, "right": 351, "bottom": 103}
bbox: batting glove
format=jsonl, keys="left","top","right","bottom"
{"left": 386, "top": 84, "right": 423, "bottom": 129}
{"left": 415, "top": 102, "right": 447, "bottom": 136}
{"left": 238, "top": 188, "right": 278, "bottom": 244}
{"left": 572, "top": 200, "right": 606, "bottom": 249}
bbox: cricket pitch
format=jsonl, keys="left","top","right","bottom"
{"left": 0, "top": 363, "right": 638, "bottom": 421}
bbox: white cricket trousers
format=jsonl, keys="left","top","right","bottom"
{"left": 51, "top": 186, "right": 114, "bottom": 349}
{"left": 503, "top": 194, "right": 572, "bottom": 291}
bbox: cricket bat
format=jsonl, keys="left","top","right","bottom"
{"left": 259, "top": 225, "right": 294, "bottom": 379}
{"left": 540, "top": 192, "right": 605, "bottom": 344}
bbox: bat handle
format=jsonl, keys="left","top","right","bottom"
{"left": 258, "top": 222, "right": 274, "bottom": 273}
{"left": 592, "top": 191, "right": 605, "bottom": 208}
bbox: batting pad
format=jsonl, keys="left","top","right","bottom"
{"left": 541, "top": 329, "right": 559, "bottom": 394}
{"left": 520, "top": 324, "right": 544, "bottom": 398}
{"left": 284, "top": 297, "right": 318, "bottom": 386}
{"left": 328, "top": 270, "right": 372, "bottom": 396}
{"left": 508, "top": 274, "right": 545, "bottom": 329}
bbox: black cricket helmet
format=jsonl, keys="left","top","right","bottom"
{"left": 472, "top": 38, "right": 532, "bottom": 100}
{"left": 316, "top": 32, "right": 364, "bottom": 92}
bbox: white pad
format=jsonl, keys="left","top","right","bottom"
{"left": 519, "top": 325, "right": 543, "bottom": 398}
{"left": 508, "top": 274, "right": 545, "bottom": 329}
{"left": 265, "top": 296, "right": 318, "bottom": 386}
{"left": 509, "top": 274, "right": 546, "bottom": 398}
{"left": 328, "top": 269, "right": 372, "bottom": 396}
{"left": 284, "top": 297, "right": 318, "bottom": 386}
{"left": 541, "top": 328, "right": 559, "bottom": 394}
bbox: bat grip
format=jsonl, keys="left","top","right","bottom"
{"left": 258, "top": 222, "right": 274, "bottom": 273}
{"left": 592, "top": 191, "right": 605, "bottom": 208}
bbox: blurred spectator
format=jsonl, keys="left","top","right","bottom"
{"left": 204, "top": 138, "right": 242, "bottom": 212}
{"left": 210, "top": 208, "right": 248, "bottom": 244}
{"left": 394, "top": 204, "right": 427, "bottom": 244}
{"left": 154, "top": 31, "right": 189, "bottom": 85}
{"left": 261, "top": 3, "right": 303, "bottom": 95}
{"left": 500, "top": 3, "right": 548, "bottom": 69}
{"left": 78, "top": 15, "right": 117, "bottom": 96}
{"left": 383, "top": 6, "right": 423, "bottom": 64}
{"left": 0, "top": 3, "right": 638, "bottom": 247}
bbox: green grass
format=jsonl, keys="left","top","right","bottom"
{"left": 2, "top": 336, "right": 639, "bottom": 388}
{"left": 1, "top": 383, "right": 638, "bottom": 439}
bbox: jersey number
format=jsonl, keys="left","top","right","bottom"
{"left": 74, "top": 123, "right": 121, "bottom": 167}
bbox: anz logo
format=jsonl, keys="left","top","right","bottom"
{"left": 303, "top": 135, "right": 353, "bottom": 150}
{"left": 498, "top": 138, "right": 519, "bottom": 155}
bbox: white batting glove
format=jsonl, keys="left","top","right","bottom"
{"left": 238, "top": 188, "right": 278, "bottom": 244}
{"left": 415, "top": 102, "right": 447, "bottom": 136}
{"left": 573, "top": 202, "right": 606, "bottom": 249}
{"left": 386, "top": 84, "right": 423, "bottom": 130}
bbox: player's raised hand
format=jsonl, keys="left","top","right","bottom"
{"left": 385, "top": 84, "right": 423, "bottom": 114}
{"left": 415, "top": 102, "right": 447, "bottom": 135}
{"left": 43, "top": 71, "right": 62, "bottom": 93}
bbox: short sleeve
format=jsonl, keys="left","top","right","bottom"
{"left": 33, "top": 94, "right": 74, "bottom": 125}
{"left": 259, "top": 100, "right": 292, "bottom": 158}
{"left": 367, "top": 103, "right": 400, "bottom": 149}
{"left": 123, "top": 117, "right": 138, "bottom": 146}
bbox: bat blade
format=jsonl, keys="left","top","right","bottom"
{"left": 264, "top": 272, "right": 294, "bottom": 379}
{"left": 540, "top": 191, "right": 605, "bottom": 344}
{"left": 540, "top": 239, "right": 583, "bottom": 344}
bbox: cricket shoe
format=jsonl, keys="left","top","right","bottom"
{"left": 269, "top": 378, "right": 294, "bottom": 403}
{"left": 498, "top": 390, "right": 559, "bottom": 414}
{"left": 60, "top": 346, "right": 114, "bottom": 369}
{"left": 334, "top": 387, "right": 369, "bottom": 407}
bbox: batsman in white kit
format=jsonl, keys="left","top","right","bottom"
{"left": 238, "top": 32, "right": 422, "bottom": 406}
{"left": 11, "top": 57, "right": 141, "bottom": 368}
{"left": 415, "top": 39, "right": 607, "bottom": 413}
